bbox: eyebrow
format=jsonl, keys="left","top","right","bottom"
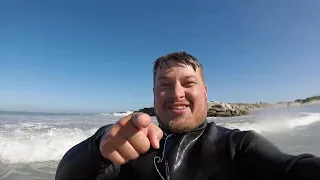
{"left": 157, "top": 76, "right": 169, "bottom": 81}
{"left": 185, "top": 76, "right": 196, "bottom": 79}
{"left": 157, "top": 75, "right": 196, "bottom": 81}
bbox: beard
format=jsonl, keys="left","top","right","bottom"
{"left": 155, "top": 101, "right": 208, "bottom": 133}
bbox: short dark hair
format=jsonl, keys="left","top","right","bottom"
{"left": 153, "top": 51, "right": 204, "bottom": 85}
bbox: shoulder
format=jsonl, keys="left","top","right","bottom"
{"left": 224, "top": 127, "right": 280, "bottom": 159}
{"left": 206, "top": 122, "right": 273, "bottom": 153}
{"left": 206, "top": 121, "right": 262, "bottom": 141}
{"left": 205, "top": 121, "right": 254, "bottom": 138}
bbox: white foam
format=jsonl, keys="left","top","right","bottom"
{"left": 98, "top": 110, "right": 134, "bottom": 117}
{"left": 0, "top": 127, "right": 95, "bottom": 164}
{"left": 0, "top": 112, "right": 319, "bottom": 164}
{"left": 112, "top": 111, "right": 134, "bottom": 116}
{"left": 217, "top": 112, "right": 320, "bottom": 133}
{"left": 217, "top": 122, "right": 263, "bottom": 133}
{"left": 286, "top": 112, "right": 320, "bottom": 128}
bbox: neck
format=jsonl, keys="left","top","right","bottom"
{"left": 159, "top": 119, "right": 208, "bottom": 135}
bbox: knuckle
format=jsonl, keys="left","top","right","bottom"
{"left": 158, "top": 129, "right": 164, "bottom": 137}
{"left": 128, "top": 152, "right": 140, "bottom": 160}
{"left": 99, "top": 136, "right": 110, "bottom": 152}
{"left": 117, "top": 158, "right": 127, "bottom": 165}
{"left": 108, "top": 127, "right": 118, "bottom": 138}
{"left": 105, "top": 152, "right": 127, "bottom": 165}
{"left": 132, "top": 153, "right": 140, "bottom": 160}
{"left": 100, "top": 150, "right": 108, "bottom": 158}
{"left": 131, "top": 112, "right": 143, "bottom": 120}
{"left": 139, "top": 143, "right": 150, "bottom": 154}
{"left": 139, "top": 148, "right": 148, "bottom": 154}
{"left": 100, "top": 148, "right": 112, "bottom": 159}
{"left": 126, "top": 112, "right": 136, "bottom": 121}
{"left": 108, "top": 131, "right": 116, "bottom": 138}
{"left": 117, "top": 118, "right": 127, "bottom": 127}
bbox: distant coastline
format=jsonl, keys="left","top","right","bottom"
{"left": 136, "top": 102, "right": 271, "bottom": 117}
{"left": 274, "top": 96, "right": 320, "bottom": 108}
{"left": 136, "top": 95, "right": 320, "bottom": 117}
{"left": 294, "top": 96, "right": 320, "bottom": 104}
{"left": 0, "top": 110, "right": 87, "bottom": 116}
{"left": 1, "top": 96, "right": 319, "bottom": 117}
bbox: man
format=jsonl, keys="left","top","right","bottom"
{"left": 55, "top": 51, "right": 320, "bottom": 180}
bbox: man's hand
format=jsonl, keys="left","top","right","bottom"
{"left": 99, "top": 112, "right": 163, "bottom": 165}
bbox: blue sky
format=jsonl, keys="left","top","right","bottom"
{"left": 0, "top": 0, "right": 319, "bottom": 113}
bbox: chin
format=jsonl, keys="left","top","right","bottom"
{"left": 164, "top": 115, "right": 199, "bottom": 133}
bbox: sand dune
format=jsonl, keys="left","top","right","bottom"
{"left": 301, "top": 100, "right": 320, "bottom": 106}
{"left": 271, "top": 100, "right": 320, "bottom": 108}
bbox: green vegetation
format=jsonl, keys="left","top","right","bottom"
{"left": 294, "top": 99, "right": 304, "bottom": 103}
{"left": 294, "top": 96, "right": 320, "bottom": 104}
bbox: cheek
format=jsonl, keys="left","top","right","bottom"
{"left": 187, "top": 88, "right": 205, "bottom": 104}
{"left": 154, "top": 88, "right": 166, "bottom": 104}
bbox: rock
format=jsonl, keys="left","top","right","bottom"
{"left": 207, "top": 109, "right": 217, "bottom": 117}
{"left": 211, "top": 106, "right": 226, "bottom": 112}
{"left": 215, "top": 111, "right": 232, "bottom": 117}
{"left": 207, "top": 101, "right": 270, "bottom": 117}
{"left": 208, "top": 102, "right": 229, "bottom": 112}
{"left": 207, "top": 101, "right": 221, "bottom": 109}
{"left": 231, "top": 110, "right": 238, "bottom": 116}
{"left": 224, "top": 104, "right": 233, "bottom": 111}
{"left": 136, "top": 107, "right": 155, "bottom": 116}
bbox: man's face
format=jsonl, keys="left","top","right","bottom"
{"left": 153, "top": 61, "right": 208, "bottom": 133}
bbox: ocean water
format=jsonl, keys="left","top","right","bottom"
{"left": 0, "top": 106, "right": 320, "bottom": 179}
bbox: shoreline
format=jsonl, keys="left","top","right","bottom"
{"left": 270, "top": 100, "right": 320, "bottom": 109}
{"left": 136, "top": 100, "right": 320, "bottom": 118}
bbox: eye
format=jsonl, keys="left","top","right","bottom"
{"left": 185, "top": 81, "right": 196, "bottom": 87}
{"left": 160, "top": 83, "right": 168, "bottom": 86}
{"left": 158, "top": 81, "right": 170, "bottom": 86}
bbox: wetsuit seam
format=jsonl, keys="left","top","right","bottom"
{"left": 285, "top": 154, "right": 316, "bottom": 172}
{"left": 238, "top": 130, "right": 253, "bottom": 152}
{"left": 154, "top": 134, "right": 172, "bottom": 180}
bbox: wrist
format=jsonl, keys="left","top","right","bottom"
{"left": 99, "top": 125, "right": 113, "bottom": 153}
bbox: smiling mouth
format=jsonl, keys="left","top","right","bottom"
{"left": 169, "top": 105, "right": 189, "bottom": 110}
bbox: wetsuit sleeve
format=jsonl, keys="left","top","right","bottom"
{"left": 230, "top": 130, "right": 320, "bottom": 180}
{"left": 55, "top": 125, "right": 121, "bottom": 180}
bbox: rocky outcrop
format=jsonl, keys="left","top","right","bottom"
{"left": 207, "top": 101, "right": 270, "bottom": 117}
{"left": 136, "top": 101, "right": 271, "bottom": 117}
{"left": 135, "top": 107, "right": 155, "bottom": 116}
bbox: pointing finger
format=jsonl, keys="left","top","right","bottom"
{"left": 131, "top": 112, "right": 152, "bottom": 130}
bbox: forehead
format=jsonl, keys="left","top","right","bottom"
{"left": 155, "top": 61, "right": 199, "bottom": 78}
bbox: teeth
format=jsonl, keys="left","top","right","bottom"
{"left": 170, "top": 106, "right": 188, "bottom": 109}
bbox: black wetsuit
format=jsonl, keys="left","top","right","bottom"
{"left": 55, "top": 120, "right": 320, "bottom": 180}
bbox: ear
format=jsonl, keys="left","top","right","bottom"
{"left": 153, "top": 87, "right": 155, "bottom": 104}
{"left": 204, "top": 85, "right": 208, "bottom": 99}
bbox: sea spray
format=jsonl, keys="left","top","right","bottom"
{"left": 0, "top": 110, "right": 319, "bottom": 164}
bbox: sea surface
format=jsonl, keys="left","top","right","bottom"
{"left": 0, "top": 105, "right": 320, "bottom": 179}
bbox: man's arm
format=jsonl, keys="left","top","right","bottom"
{"left": 55, "top": 125, "right": 121, "bottom": 180}
{"left": 230, "top": 130, "right": 320, "bottom": 180}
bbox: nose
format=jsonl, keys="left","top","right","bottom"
{"left": 170, "top": 82, "right": 185, "bottom": 100}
